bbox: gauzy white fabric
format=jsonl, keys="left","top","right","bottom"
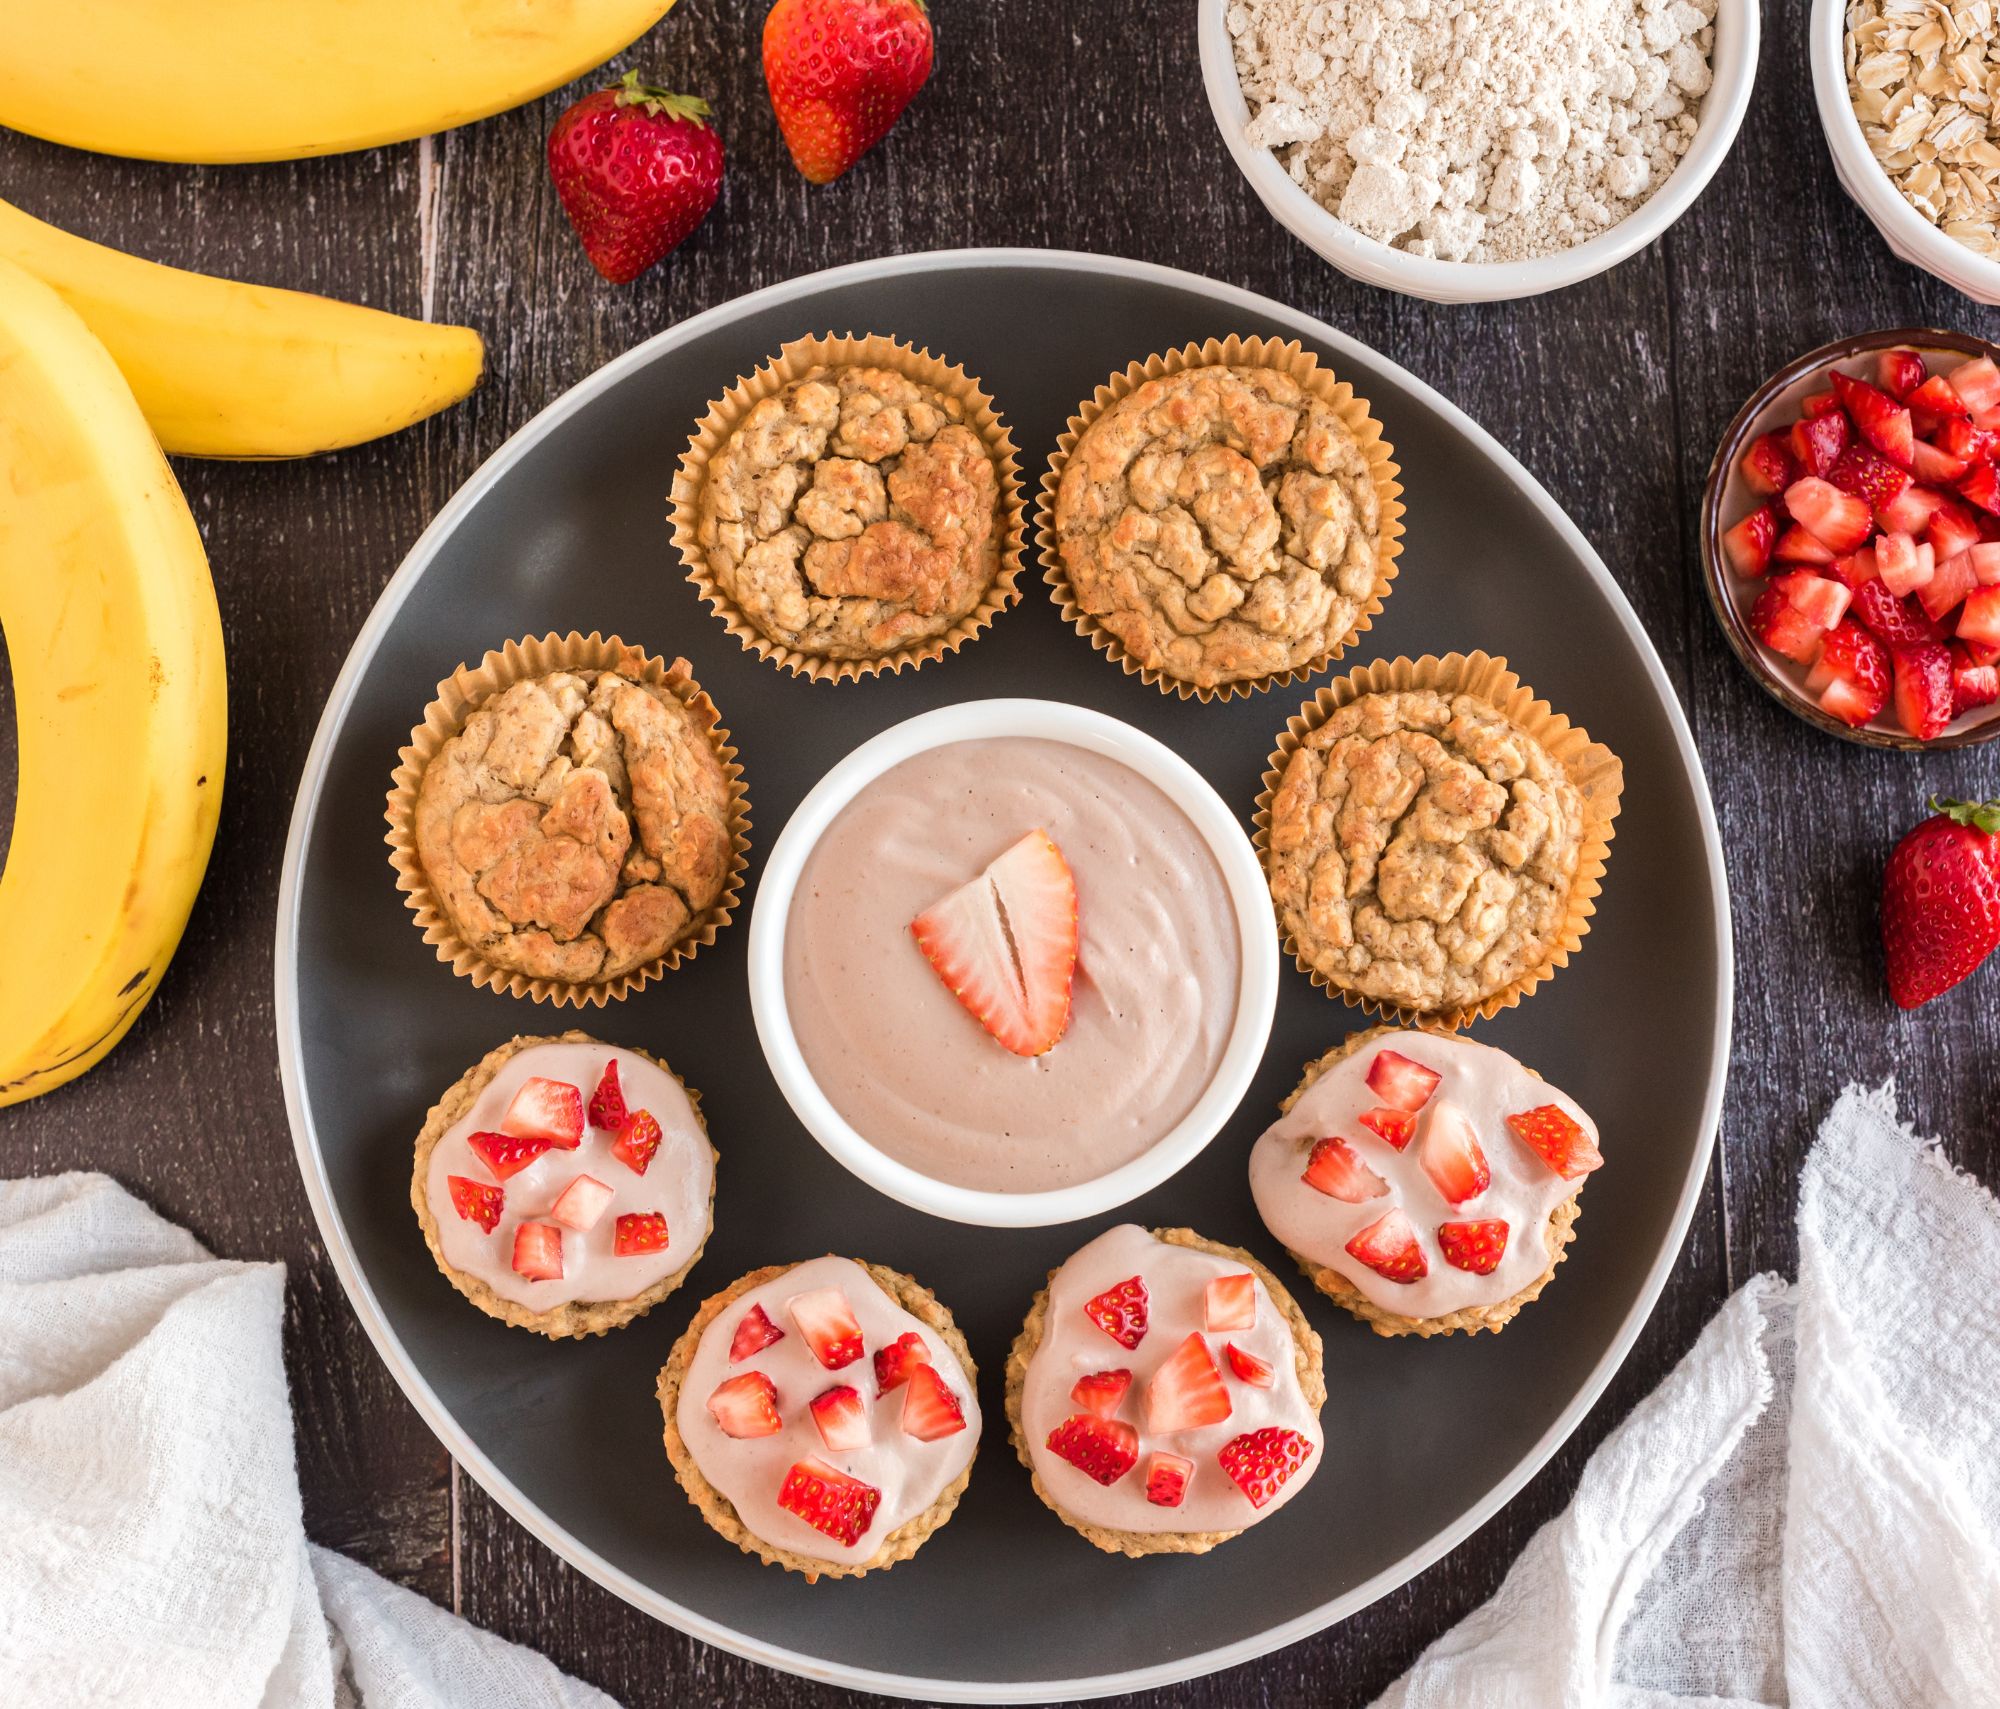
{"left": 1372, "top": 1082, "right": 2000, "bottom": 1709}
{"left": 0, "top": 1171, "right": 619, "bottom": 1709}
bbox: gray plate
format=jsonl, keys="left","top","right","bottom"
{"left": 276, "top": 249, "right": 1732, "bottom": 1701}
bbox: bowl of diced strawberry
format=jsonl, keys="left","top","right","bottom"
{"left": 1703, "top": 330, "right": 2000, "bottom": 748}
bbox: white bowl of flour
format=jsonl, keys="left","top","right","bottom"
{"left": 1200, "top": 0, "right": 1759, "bottom": 302}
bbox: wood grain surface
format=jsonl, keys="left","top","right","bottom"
{"left": 3, "top": 1, "right": 1997, "bottom": 1702}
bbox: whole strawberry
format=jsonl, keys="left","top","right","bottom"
{"left": 1881, "top": 796, "right": 2000, "bottom": 1008}
{"left": 548, "top": 71, "right": 723, "bottom": 284}
{"left": 763, "top": 0, "right": 933, "bottom": 184}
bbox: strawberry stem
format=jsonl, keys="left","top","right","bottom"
{"left": 1933, "top": 796, "right": 2000, "bottom": 835}
{"left": 614, "top": 69, "right": 711, "bottom": 125}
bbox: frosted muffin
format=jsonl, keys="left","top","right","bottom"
{"left": 1005, "top": 1225, "right": 1324, "bottom": 1556}
{"left": 658, "top": 1256, "right": 980, "bottom": 1580}
{"left": 1249, "top": 1028, "right": 1602, "bottom": 1338}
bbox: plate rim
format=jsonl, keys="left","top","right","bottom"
{"left": 273, "top": 244, "right": 1735, "bottom": 1702}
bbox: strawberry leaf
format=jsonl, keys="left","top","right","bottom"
{"left": 1934, "top": 796, "right": 2000, "bottom": 836}
{"left": 614, "top": 70, "right": 711, "bottom": 125}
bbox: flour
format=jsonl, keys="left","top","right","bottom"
{"left": 1228, "top": 0, "right": 1717, "bottom": 264}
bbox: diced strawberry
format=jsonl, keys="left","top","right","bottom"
{"left": 1216, "top": 1427, "right": 1315, "bottom": 1509}
{"left": 510, "top": 1221, "right": 563, "bottom": 1281}
{"left": 1070, "top": 1368, "right": 1132, "bottom": 1418}
{"left": 1959, "top": 585, "right": 2000, "bottom": 647}
{"left": 1812, "top": 619, "right": 1891, "bottom": 726}
{"left": 1937, "top": 417, "right": 2000, "bottom": 462}
{"left": 468, "top": 1130, "right": 552, "bottom": 1181}
{"left": 1505, "top": 1105, "right": 1606, "bottom": 1180}
{"left": 1773, "top": 570, "right": 1852, "bottom": 629}
{"left": 911, "top": 827, "right": 1078, "bottom": 1057}
{"left": 1892, "top": 642, "right": 1956, "bottom": 738}
{"left": 609, "top": 1109, "right": 662, "bottom": 1175}
{"left": 1827, "top": 547, "right": 1879, "bottom": 590}
{"left": 1877, "top": 482, "right": 1947, "bottom": 534}
{"left": 1918, "top": 550, "right": 1980, "bottom": 622}
{"left": 1364, "top": 1049, "right": 1441, "bottom": 1111}
{"left": 729, "top": 1303, "right": 785, "bottom": 1363}
{"left": 1784, "top": 477, "right": 1873, "bottom": 551}
{"left": 1820, "top": 677, "right": 1881, "bottom": 727}
{"left": 1964, "top": 635, "right": 2000, "bottom": 665}
{"left": 1949, "top": 355, "right": 2000, "bottom": 415}
{"left": 1204, "top": 1273, "right": 1257, "bottom": 1333}
{"left": 502, "top": 1076, "right": 585, "bottom": 1149}
{"left": 1852, "top": 577, "right": 1948, "bottom": 646}
{"left": 1344, "top": 1206, "right": 1428, "bottom": 1283}
{"left": 1773, "top": 524, "right": 1837, "bottom": 566}
{"left": 1144, "top": 1451, "right": 1193, "bottom": 1507}
{"left": 1877, "top": 530, "right": 1932, "bottom": 596}
{"left": 809, "top": 1383, "right": 872, "bottom": 1451}
{"left": 1831, "top": 370, "right": 1915, "bottom": 467}
{"left": 1418, "top": 1102, "right": 1491, "bottom": 1204}
{"left": 1827, "top": 441, "right": 1911, "bottom": 507}
{"left": 447, "top": 1175, "right": 504, "bottom": 1233}
{"left": 708, "top": 1371, "right": 783, "bottom": 1438}
{"left": 1302, "top": 1135, "right": 1389, "bottom": 1202}
{"left": 900, "top": 1363, "right": 968, "bottom": 1441}
{"left": 586, "top": 1059, "right": 628, "bottom": 1130}
{"left": 1145, "top": 1333, "right": 1233, "bottom": 1434}
{"left": 776, "top": 1456, "right": 881, "bottom": 1546}
{"left": 1356, "top": 1106, "right": 1418, "bottom": 1149}
{"left": 872, "top": 1331, "right": 930, "bottom": 1392}
{"left": 612, "top": 1211, "right": 668, "bottom": 1255}
{"left": 1877, "top": 348, "right": 1927, "bottom": 399}
{"left": 1722, "top": 502, "right": 1780, "bottom": 578}
{"left": 1046, "top": 1414, "right": 1139, "bottom": 1485}
{"left": 1909, "top": 373, "right": 1970, "bottom": 419}
{"left": 1437, "top": 1219, "right": 1511, "bottom": 1275}
{"left": 549, "top": 1173, "right": 614, "bottom": 1233}
{"left": 1961, "top": 463, "right": 2000, "bottom": 519}
{"left": 1739, "top": 430, "right": 1800, "bottom": 495}
{"left": 1749, "top": 585, "right": 1827, "bottom": 665}
{"left": 1800, "top": 389, "right": 1844, "bottom": 419}
{"left": 1224, "top": 1343, "right": 1275, "bottom": 1387}
{"left": 788, "top": 1287, "right": 865, "bottom": 1370}
{"left": 1950, "top": 641, "right": 2000, "bottom": 714}
{"left": 1083, "top": 1275, "right": 1149, "bottom": 1349}
{"left": 1971, "top": 543, "right": 2000, "bottom": 585}
{"left": 1910, "top": 438, "right": 1970, "bottom": 485}
{"left": 1792, "top": 406, "right": 1849, "bottom": 476}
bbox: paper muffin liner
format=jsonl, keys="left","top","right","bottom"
{"left": 1252, "top": 651, "right": 1623, "bottom": 1029}
{"left": 384, "top": 631, "right": 751, "bottom": 1006}
{"left": 667, "top": 332, "right": 1027, "bottom": 684}
{"left": 1035, "top": 334, "right": 1405, "bottom": 703}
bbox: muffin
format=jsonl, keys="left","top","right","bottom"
{"left": 1005, "top": 1225, "right": 1324, "bottom": 1557}
{"left": 387, "top": 634, "right": 747, "bottom": 1004}
{"left": 412, "top": 1031, "right": 716, "bottom": 1338}
{"left": 658, "top": 1256, "right": 980, "bottom": 1581}
{"left": 1260, "top": 651, "right": 1623, "bottom": 1027}
{"left": 671, "top": 333, "right": 1024, "bottom": 680}
{"left": 1248, "top": 1027, "right": 1601, "bottom": 1338}
{"left": 1041, "top": 336, "right": 1401, "bottom": 699}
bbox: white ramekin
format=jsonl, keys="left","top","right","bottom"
{"left": 746, "top": 699, "right": 1280, "bottom": 1229}
{"left": 1198, "top": 0, "right": 1759, "bottom": 304}
{"left": 1810, "top": 0, "right": 2000, "bottom": 304}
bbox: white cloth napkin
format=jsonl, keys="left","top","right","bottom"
{"left": 0, "top": 1170, "right": 619, "bottom": 1709}
{"left": 1372, "top": 1081, "right": 2000, "bottom": 1709}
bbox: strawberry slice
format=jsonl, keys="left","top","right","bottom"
{"left": 502, "top": 1076, "right": 584, "bottom": 1149}
{"left": 1877, "top": 348, "right": 1927, "bottom": 399}
{"left": 1045, "top": 1414, "right": 1139, "bottom": 1485}
{"left": 609, "top": 1109, "right": 662, "bottom": 1175}
{"left": 1144, "top": 1451, "right": 1193, "bottom": 1507}
{"left": 1224, "top": 1343, "right": 1275, "bottom": 1387}
{"left": 1345, "top": 1207, "right": 1428, "bottom": 1283}
{"left": 809, "top": 1383, "right": 872, "bottom": 1450}
{"left": 910, "top": 828, "right": 1078, "bottom": 1057}
{"left": 1083, "top": 1275, "right": 1149, "bottom": 1349}
{"left": 1876, "top": 530, "right": 1932, "bottom": 597}
{"left": 1930, "top": 499, "right": 1984, "bottom": 565}
{"left": 1772, "top": 570, "right": 1851, "bottom": 630}
{"left": 1909, "top": 373, "right": 1970, "bottom": 419}
{"left": 708, "top": 1371, "right": 782, "bottom": 1438}
{"left": 447, "top": 1175, "right": 504, "bottom": 1233}
{"left": 1971, "top": 543, "right": 2000, "bottom": 585}
{"left": 1216, "top": 1427, "right": 1315, "bottom": 1509}
{"left": 1785, "top": 476, "right": 1874, "bottom": 552}
{"left": 1418, "top": 1103, "right": 1491, "bottom": 1204}
{"left": 1820, "top": 677, "right": 1880, "bottom": 727}
{"left": 788, "top": 1287, "right": 865, "bottom": 1370}
{"left": 1364, "top": 1049, "right": 1442, "bottom": 1111}
{"left": 1965, "top": 635, "right": 2000, "bottom": 664}
{"left": 1145, "top": 1333, "right": 1233, "bottom": 1433}
{"left": 1356, "top": 1106, "right": 1418, "bottom": 1149}
{"left": 1791, "top": 409, "right": 1848, "bottom": 476}
{"left": 511, "top": 1221, "right": 563, "bottom": 1281}
{"left": 468, "top": 1130, "right": 552, "bottom": 1181}
{"left": 777, "top": 1457, "right": 881, "bottom": 1546}
{"left": 1962, "top": 462, "right": 2000, "bottom": 519}
{"left": 1302, "top": 1135, "right": 1389, "bottom": 1202}
{"left": 612, "top": 1211, "right": 668, "bottom": 1254}
{"left": 900, "top": 1363, "right": 968, "bottom": 1441}
{"left": 1437, "top": 1218, "right": 1511, "bottom": 1275}
{"left": 1910, "top": 438, "right": 1969, "bottom": 485}
{"left": 1204, "top": 1273, "right": 1257, "bottom": 1332}
{"left": 1800, "top": 389, "right": 1844, "bottom": 419}
{"left": 1827, "top": 441, "right": 1911, "bottom": 507}
{"left": 1827, "top": 547, "right": 1879, "bottom": 591}
{"left": 1809, "top": 619, "right": 1891, "bottom": 726}
{"left": 1773, "top": 524, "right": 1836, "bottom": 566}
{"left": 1070, "top": 1368, "right": 1131, "bottom": 1418}
{"left": 872, "top": 1331, "right": 930, "bottom": 1392}
{"left": 1877, "top": 482, "right": 1947, "bottom": 534}
{"left": 729, "top": 1303, "right": 785, "bottom": 1363}
{"left": 1960, "top": 585, "right": 2000, "bottom": 647}
{"left": 1918, "top": 550, "right": 1980, "bottom": 623}
{"left": 1950, "top": 355, "right": 2000, "bottom": 415}
{"left": 587, "top": 1059, "right": 628, "bottom": 1131}
{"left": 1950, "top": 642, "right": 2000, "bottom": 713}
{"left": 1831, "top": 370, "right": 1915, "bottom": 468}
{"left": 549, "top": 1173, "right": 614, "bottom": 1233}
{"left": 1739, "top": 431, "right": 1799, "bottom": 495}
{"left": 1749, "top": 585, "right": 1827, "bottom": 665}
{"left": 1505, "top": 1105, "right": 1605, "bottom": 1179}
{"left": 1938, "top": 418, "right": 2000, "bottom": 462}
{"left": 1852, "top": 577, "right": 1948, "bottom": 647}
{"left": 1893, "top": 642, "right": 1956, "bottom": 739}
{"left": 1721, "top": 502, "right": 1779, "bottom": 578}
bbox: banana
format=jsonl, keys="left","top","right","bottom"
{"left": 0, "top": 257, "right": 227, "bottom": 1108}
{"left": 0, "top": 196, "right": 483, "bottom": 459}
{"left": 0, "top": 0, "right": 676, "bottom": 163}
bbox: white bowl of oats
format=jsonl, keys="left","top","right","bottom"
{"left": 1816, "top": 0, "right": 2000, "bottom": 302}
{"left": 1200, "top": 0, "right": 1759, "bottom": 303}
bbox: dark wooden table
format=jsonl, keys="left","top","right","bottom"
{"left": 5, "top": 2, "right": 1998, "bottom": 1702}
